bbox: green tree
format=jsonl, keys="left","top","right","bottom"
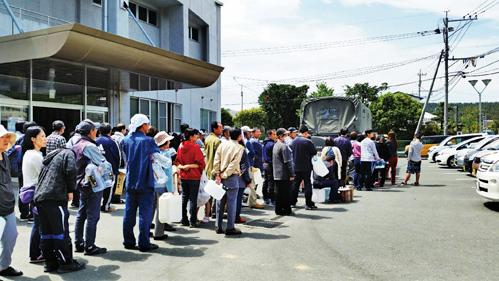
{"left": 233, "top": 107, "right": 266, "bottom": 129}
{"left": 344, "top": 82, "right": 388, "bottom": 107}
{"left": 492, "top": 120, "right": 499, "bottom": 134}
{"left": 310, "top": 82, "right": 334, "bottom": 98}
{"left": 369, "top": 92, "right": 422, "bottom": 139}
{"left": 431, "top": 102, "right": 454, "bottom": 131}
{"left": 421, "top": 121, "right": 441, "bottom": 136}
{"left": 258, "top": 83, "right": 309, "bottom": 129}
{"left": 461, "top": 106, "right": 479, "bottom": 133}
{"left": 221, "top": 107, "right": 234, "bottom": 126}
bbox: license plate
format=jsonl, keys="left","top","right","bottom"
{"left": 473, "top": 168, "right": 476, "bottom": 175}
{"left": 462, "top": 165, "right": 466, "bottom": 171}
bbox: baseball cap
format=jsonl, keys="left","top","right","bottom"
{"left": 78, "top": 119, "right": 98, "bottom": 135}
{"left": 288, "top": 127, "right": 297, "bottom": 133}
{"left": 276, "top": 128, "right": 289, "bottom": 137}
{"left": 241, "top": 126, "right": 254, "bottom": 133}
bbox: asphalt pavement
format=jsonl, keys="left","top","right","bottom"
{"left": 4, "top": 158, "right": 499, "bottom": 281}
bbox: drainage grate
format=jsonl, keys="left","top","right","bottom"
{"left": 244, "top": 219, "right": 283, "bottom": 229}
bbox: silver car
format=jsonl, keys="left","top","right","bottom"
{"left": 456, "top": 135, "right": 499, "bottom": 168}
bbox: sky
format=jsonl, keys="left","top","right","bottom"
{"left": 219, "top": 0, "right": 499, "bottom": 112}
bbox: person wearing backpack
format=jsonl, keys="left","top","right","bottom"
{"left": 0, "top": 125, "right": 23, "bottom": 277}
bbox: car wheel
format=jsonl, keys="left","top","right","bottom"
{"left": 447, "top": 156, "right": 457, "bottom": 168}
{"left": 432, "top": 154, "right": 437, "bottom": 163}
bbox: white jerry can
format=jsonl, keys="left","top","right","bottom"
{"left": 158, "top": 192, "right": 182, "bottom": 223}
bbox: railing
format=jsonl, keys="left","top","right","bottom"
{"left": 0, "top": 3, "right": 70, "bottom": 28}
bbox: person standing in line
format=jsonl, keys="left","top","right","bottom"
{"left": 0, "top": 125, "right": 23, "bottom": 277}
{"left": 122, "top": 114, "right": 161, "bottom": 252}
{"left": 111, "top": 123, "right": 127, "bottom": 204}
{"left": 66, "top": 126, "right": 81, "bottom": 150}
{"left": 16, "top": 121, "right": 38, "bottom": 222}
{"left": 385, "top": 131, "right": 399, "bottom": 185}
{"left": 95, "top": 123, "right": 120, "bottom": 212}
{"left": 72, "top": 120, "right": 108, "bottom": 255}
{"left": 352, "top": 134, "right": 364, "bottom": 189}
{"left": 335, "top": 128, "right": 352, "bottom": 188}
{"left": 14, "top": 121, "right": 25, "bottom": 141}
{"left": 203, "top": 121, "right": 223, "bottom": 221}
{"left": 22, "top": 127, "right": 47, "bottom": 264}
{"left": 212, "top": 127, "right": 244, "bottom": 235}
{"left": 290, "top": 125, "right": 317, "bottom": 210}
{"left": 242, "top": 126, "right": 264, "bottom": 210}
{"left": 221, "top": 126, "right": 231, "bottom": 143}
{"left": 373, "top": 135, "right": 391, "bottom": 187}
{"left": 45, "top": 121, "right": 66, "bottom": 155}
{"left": 285, "top": 127, "right": 297, "bottom": 146}
{"left": 176, "top": 128, "right": 206, "bottom": 228}
{"left": 235, "top": 142, "right": 252, "bottom": 223}
{"left": 262, "top": 129, "right": 277, "bottom": 205}
{"left": 347, "top": 131, "right": 358, "bottom": 185}
{"left": 35, "top": 146, "right": 85, "bottom": 273}
{"left": 249, "top": 128, "right": 265, "bottom": 208}
{"left": 322, "top": 137, "right": 342, "bottom": 180}
{"left": 273, "top": 128, "right": 295, "bottom": 216}
{"left": 401, "top": 134, "right": 424, "bottom": 186}
{"left": 358, "top": 129, "right": 380, "bottom": 191}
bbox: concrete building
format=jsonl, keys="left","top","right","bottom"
{"left": 0, "top": 0, "right": 223, "bottom": 137}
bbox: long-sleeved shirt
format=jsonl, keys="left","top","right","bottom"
{"left": 408, "top": 140, "right": 424, "bottom": 162}
{"left": 0, "top": 152, "right": 16, "bottom": 216}
{"left": 212, "top": 139, "right": 244, "bottom": 179}
{"left": 66, "top": 133, "right": 81, "bottom": 149}
{"left": 111, "top": 132, "right": 126, "bottom": 167}
{"left": 245, "top": 137, "right": 255, "bottom": 166}
{"left": 289, "top": 135, "right": 317, "bottom": 172}
{"left": 123, "top": 131, "right": 160, "bottom": 190}
{"left": 177, "top": 141, "right": 206, "bottom": 180}
{"left": 262, "top": 137, "right": 275, "bottom": 164}
{"left": 204, "top": 133, "right": 222, "bottom": 179}
{"left": 335, "top": 135, "right": 352, "bottom": 161}
{"left": 250, "top": 137, "right": 263, "bottom": 171}
{"left": 360, "top": 138, "right": 380, "bottom": 162}
{"left": 352, "top": 141, "right": 361, "bottom": 159}
{"left": 46, "top": 132, "right": 66, "bottom": 155}
{"left": 22, "top": 150, "right": 43, "bottom": 187}
{"left": 273, "top": 140, "right": 294, "bottom": 180}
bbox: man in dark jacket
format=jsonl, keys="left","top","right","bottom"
{"left": 35, "top": 148, "right": 85, "bottom": 273}
{"left": 273, "top": 128, "right": 294, "bottom": 216}
{"left": 262, "top": 129, "right": 277, "bottom": 204}
{"left": 290, "top": 125, "right": 317, "bottom": 210}
{"left": 96, "top": 123, "right": 120, "bottom": 212}
{"left": 335, "top": 128, "right": 352, "bottom": 188}
{"left": 373, "top": 136, "right": 391, "bottom": 187}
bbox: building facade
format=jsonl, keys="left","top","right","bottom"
{"left": 0, "top": 0, "right": 223, "bottom": 136}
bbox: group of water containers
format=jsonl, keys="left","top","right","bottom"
{"left": 85, "top": 160, "right": 114, "bottom": 192}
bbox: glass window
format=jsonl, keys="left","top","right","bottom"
{"left": 130, "top": 73, "right": 139, "bottom": 90}
{"left": 150, "top": 77, "right": 158, "bottom": 91}
{"left": 139, "top": 75, "right": 149, "bottom": 91}
{"left": 32, "top": 80, "right": 83, "bottom": 105}
{"left": 159, "top": 102, "right": 167, "bottom": 131}
{"left": 87, "top": 68, "right": 109, "bottom": 107}
{"left": 0, "top": 105, "right": 28, "bottom": 132}
{"left": 0, "top": 74, "right": 28, "bottom": 100}
{"left": 149, "top": 10, "right": 157, "bottom": 26}
{"left": 174, "top": 104, "right": 181, "bottom": 133}
{"left": 129, "top": 2, "right": 137, "bottom": 17}
{"left": 151, "top": 101, "right": 158, "bottom": 128}
{"left": 130, "top": 98, "right": 138, "bottom": 116}
{"left": 140, "top": 99, "right": 149, "bottom": 118}
{"left": 93, "top": 0, "right": 102, "bottom": 5}
{"left": 139, "top": 6, "right": 147, "bottom": 22}
{"left": 158, "top": 80, "right": 167, "bottom": 90}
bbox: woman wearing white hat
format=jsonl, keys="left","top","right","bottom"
{"left": 0, "top": 125, "right": 23, "bottom": 277}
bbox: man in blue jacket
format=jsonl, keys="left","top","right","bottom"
{"left": 290, "top": 125, "right": 317, "bottom": 210}
{"left": 96, "top": 123, "right": 120, "bottom": 212}
{"left": 122, "top": 114, "right": 160, "bottom": 252}
{"left": 262, "top": 129, "right": 277, "bottom": 204}
{"left": 335, "top": 128, "right": 352, "bottom": 188}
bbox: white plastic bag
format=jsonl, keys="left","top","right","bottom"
{"left": 197, "top": 171, "right": 211, "bottom": 206}
{"left": 152, "top": 161, "right": 168, "bottom": 185}
{"left": 312, "top": 156, "right": 329, "bottom": 177}
{"left": 253, "top": 168, "right": 264, "bottom": 197}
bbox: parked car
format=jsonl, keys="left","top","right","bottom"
{"left": 404, "top": 135, "right": 448, "bottom": 157}
{"left": 472, "top": 145, "right": 499, "bottom": 175}
{"left": 476, "top": 153, "right": 499, "bottom": 201}
{"left": 459, "top": 136, "right": 499, "bottom": 171}
{"left": 435, "top": 136, "right": 485, "bottom": 167}
{"left": 428, "top": 133, "right": 486, "bottom": 163}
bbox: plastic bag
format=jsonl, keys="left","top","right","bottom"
{"left": 152, "top": 153, "right": 172, "bottom": 169}
{"left": 85, "top": 163, "right": 105, "bottom": 192}
{"left": 197, "top": 171, "right": 211, "bottom": 206}
{"left": 98, "top": 160, "right": 114, "bottom": 187}
{"left": 152, "top": 161, "right": 168, "bottom": 186}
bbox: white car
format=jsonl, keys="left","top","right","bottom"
{"left": 428, "top": 133, "right": 486, "bottom": 162}
{"left": 435, "top": 136, "right": 486, "bottom": 167}
{"left": 476, "top": 153, "right": 499, "bottom": 201}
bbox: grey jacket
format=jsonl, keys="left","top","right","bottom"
{"left": 34, "top": 148, "right": 77, "bottom": 206}
{"left": 272, "top": 141, "right": 294, "bottom": 180}
{"left": 0, "top": 152, "right": 15, "bottom": 216}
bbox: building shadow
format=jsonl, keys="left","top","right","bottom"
{"left": 483, "top": 201, "right": 499, "bottom": 212}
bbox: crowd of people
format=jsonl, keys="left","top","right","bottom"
{"left": 0, "top": 115, "right": 425, "bottom": 277}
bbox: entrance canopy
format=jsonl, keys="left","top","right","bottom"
{"left": 0, "top": 23, "right": 223, "bottom": 88}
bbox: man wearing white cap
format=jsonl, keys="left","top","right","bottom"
{"left": 0, "top": 125, "right": 23, "bottom": 276}
{"left": 122, "top": 114, "right": 160, "bottom": 252}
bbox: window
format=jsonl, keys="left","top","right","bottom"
{"left": 93, "top": 0, "right": 102, "bottom": 5}
{"left": 174, "top": 104, "right": 182, "bottom": 133}
{"left": 189, "top": 27, "right": 199, "bottom": 42}
{"left": 200, "top": 109, "right": 216, "bottom": 131}
{"left": 128, "top": 2, "right": 158, "bottom": 26}
{"left": 139, "top": 75, "right": 149, "bottom": 91}
{"left": 130, "top": 73, "right": 139, "bottom": 90}
{"left": 130, "top": 98, "right": 169, "bottom": 131}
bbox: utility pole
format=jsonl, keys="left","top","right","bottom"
{"left": 418, "top": 69, "right": 426, "bottom": 99}
{"left": 240, "top": 84, "right": 243, "bottom": 112}
{"left": 443, "top": 12, "right": 477, "bottom": 135}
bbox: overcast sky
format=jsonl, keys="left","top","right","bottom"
{"left": 219, "top": 0, "right": 499, "bottom": 112}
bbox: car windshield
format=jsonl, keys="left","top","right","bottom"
{"left": 474, "top": 136, "right": 497, "bottom": 149}
{"left": 484, "top": 139, "right": 499, "bottom": 150}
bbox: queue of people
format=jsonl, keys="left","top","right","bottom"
{"left": 1, "top": 114, "right": 424, "bottom": 277}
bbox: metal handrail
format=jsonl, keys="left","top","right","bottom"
{"left": 0, "top": 3, "right": 69, "bottom": 27}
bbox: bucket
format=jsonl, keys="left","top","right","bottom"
{"left": 312, "top": 188, "right": 326, "bottom": 203}
{"left": 204, "top": 180, "right": 226, "bottom": 200}
{"left": 158, "top": 192, "right": 182, "bottom": 223}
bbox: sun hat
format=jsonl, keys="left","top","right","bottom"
{"left": 154, "top": 131, "right": 174, "bottom": 147}
{"left": 0, "top": 125, "right": 16, "bottom": 146}
{"left": 129, "top": 114, "right": 150, "bottom": 133}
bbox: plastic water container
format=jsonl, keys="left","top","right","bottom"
{"left": 98, "top": 160, "right": 114, "bottom": 187}
{"left": 312, "top": 188, "right": 326, "bottom": 203}
{"left": 85, "top": 163, "right": 104, "bottom": 190}
{"left": 0, "top": 216, "right": 6, "bottom": 240}
{"left": 158, "top": 192, "right": 182, "bottom": 223}
{"left": 204, "top": 180, "right": 226, "bottom": 200}
{"left": 311, "top": 156, "right": 329, "bottom": 177}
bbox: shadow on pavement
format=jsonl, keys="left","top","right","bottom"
{"left": 419, "top": 184, "right": 446, "bottom": 187}
{"left": 293, "top": 213, "right": 331, "bottom": 220}
{"left": 375, "top": 189, "right": 405, "bottom": 192}
{"left": 316, "top": 207, "right": 348, "bottom": 212}
{"left": 483, "top": 202, "right": 499, "bottom": 212}
{"left": 171, "top": 227, "right": 200, "bottom": 235}
{"left": 154, "top": 246, "right": 207, "bottom": 257}
{"left": 166, "top": 236, "right": 218, "bottom": 246}
{"left": 226, "top": 232, "right": 290, "bottom": 240}
{"left": 99, "top": 250, "right": 151, "bottom": 262}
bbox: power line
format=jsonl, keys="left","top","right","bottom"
{"left": 222, "top": 29, "right": 441, "bottom": 57}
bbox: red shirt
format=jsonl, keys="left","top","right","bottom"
{"left": 176, "top": 141, "right": 206, "bottom": 180}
